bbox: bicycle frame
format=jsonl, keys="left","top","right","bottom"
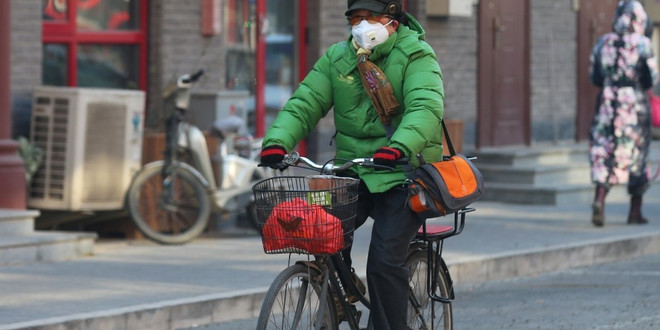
{"left": 329, "top": 254, "right": 371, "bottom": 329}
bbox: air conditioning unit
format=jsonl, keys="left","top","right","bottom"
{"left": 28, "top": 87, "right": 146, "bottom": 211}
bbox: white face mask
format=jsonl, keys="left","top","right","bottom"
{"left": 351, "top": 19, "right": 392, "bottom": 51}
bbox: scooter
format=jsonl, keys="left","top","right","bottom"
{"left": 125, "top": 69, "right": 272, "bottom": 244}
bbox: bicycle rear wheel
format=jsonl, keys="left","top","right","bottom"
{"left": 407, "top": 248, "right": 453, "bottom": 330}
{"left": 257, "top": 263, "right": 337, "bottom": 330}
{"left": 126, "top": 162, "right": 210, "bottom": 245}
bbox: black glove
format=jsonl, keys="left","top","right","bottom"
{"left": 373, "top": 147, "right": 404, "bottom": 169}
{"left": 260, "top": 145, "right": 287, "bottom": 169}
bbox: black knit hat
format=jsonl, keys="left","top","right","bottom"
{"left": 345, "top": 0, "right": 402, "bottom": 17}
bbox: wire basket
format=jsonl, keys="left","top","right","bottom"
{"left": 252, "top": 175, "right": 360, "bottom": 255}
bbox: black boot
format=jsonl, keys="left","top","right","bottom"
{"left": 627, "top": 195, "right": 649, "bottom": 224}
{"left": 592, "top": 185, "right": 607, "bottom": 227}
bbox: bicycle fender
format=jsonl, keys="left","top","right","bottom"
{"left": 295, "top": 261, "right": 324, "bottom": 282}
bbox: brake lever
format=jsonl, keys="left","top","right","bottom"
{"left": 283, "top": 152, "right": 300, "bottom": 165}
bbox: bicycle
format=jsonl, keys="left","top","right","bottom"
{"left": 252, "top": 151, "right": 472, "bottom": 329}
{"left": 125, "top": 69, "right": 272, "bottom": 244}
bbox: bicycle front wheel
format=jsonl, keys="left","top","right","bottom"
{"left": 407, "top": 249, "right": 453, "bottom": 330}
{"left": 257, "top": 263, "right": 337, "bottom": 330}
{"left": 126, "top": 162, "right": 211, "bottom": 245}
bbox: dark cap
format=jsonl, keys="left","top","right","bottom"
{"left": 345, "top": 0, "right": 402, "bottom": 16}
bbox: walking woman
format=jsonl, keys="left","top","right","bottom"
{"left": 589, "top": 0, "right": 657, "bottom": 227}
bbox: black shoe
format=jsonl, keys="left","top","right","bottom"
{"left": 592, "top": 202, "right": 604, "bottom": 227}
{"left": 627, "top": 215, "right": 649, "bottom": 225}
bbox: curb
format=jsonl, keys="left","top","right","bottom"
{"left": 449, "top": 231, "right": 660, "bottom": 285}
{"left": 3, "top": 232, "right": 660, "bottom": 330}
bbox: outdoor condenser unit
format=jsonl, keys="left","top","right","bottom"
{"left": 28, "top": 87, "right": 146, "bottom": 211}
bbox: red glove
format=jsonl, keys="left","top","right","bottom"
{"left": 373, "top": 147, "right": 403, "bottom": 168}
{"left": 260, "top": 145, "right": 287, "bottom": 169}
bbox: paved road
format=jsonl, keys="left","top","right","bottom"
{"left": 184, "top": 253, "right": 660, "bottom": 330}
{"left": 452, "top": 253, "right": 660, "bottom": 330}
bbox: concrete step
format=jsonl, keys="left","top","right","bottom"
{"left": 0, "top": 209, "right": 97, "bottom": 267}
{"left": 474, "top": 141, "right": 660, "bottom": 205}
{"left": 0, "top": 232, "right": 97, "bottom": 266}
{"left": 472, "top": 144, "right": 588, "bottom": 167}
{"left": 0, "top": 209, "right": 38, "bottom": 236}
{"left": 481, "top": 182, "right": 592, "bottom": 205}
{"left": 479, "top": 163, "right": 591, "bottom": 185}
{"left": 481, "top": 180, "right": 658, "bottom": 206}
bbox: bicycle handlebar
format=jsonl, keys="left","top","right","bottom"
{"left": 177, "top": 69, "right": 205, "bottom": 87}
{"left": 261, "top": 151, "right": 409, "bottom": 174}
{"left": 187, "top": 69, "right": 205, "bottom": 83}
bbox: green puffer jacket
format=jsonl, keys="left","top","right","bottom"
{"left": 263, "top": 14, "right": 444, "bottom": 193}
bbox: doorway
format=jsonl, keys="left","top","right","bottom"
{"left": 477, "top": 0, "right": 530, "bottom": 147}
{"left": 575, "top": 0, "right": 618, "bottom": 141}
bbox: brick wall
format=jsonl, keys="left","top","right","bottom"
{"left": 305, "top": 1, "right": 350, "bottom": 159}
{"left": 147, "top": 0, "right": 226, "bottom": 130}
{"left": 10, "top": 0, "right": 42, "bottom": 139}
{"left": 319, "top": 0, "right": 350, "bottom": 54}
{"left": 530, "top": 0, "right": 578, "bottom": 142}
{"left": 425, "top": 14, "right": 478, "bottom": 148}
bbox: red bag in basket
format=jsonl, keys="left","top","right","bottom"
{"left": 306, "top": 204, "right": 345, "bottom": 254}
{"left": 262, "top": 198, "right": 344, "bottom": 254}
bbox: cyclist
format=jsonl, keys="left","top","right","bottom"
{"left": 260, "top": 1, "right": 444, "bottom": 328}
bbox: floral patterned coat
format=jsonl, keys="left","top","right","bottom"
{"left": 589, "top": 0, "right": 658, "bottom": 194}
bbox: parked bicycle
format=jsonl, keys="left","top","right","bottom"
{"left": 125, "top": 69, "right": 272, "bottom": 244}
{"left": 251, "top": 151, "right": 472, "bottom": 329}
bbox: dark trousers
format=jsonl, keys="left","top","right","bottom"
{"left": 343, "top": 181, "right": 425, "bottom": 330}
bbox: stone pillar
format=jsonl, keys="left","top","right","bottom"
{"left": 0, "top": 0, "right": 26, "bottom": 209}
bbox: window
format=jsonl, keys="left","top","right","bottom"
{"left": 42, "top": 0, "right": 147, "bottom": 90}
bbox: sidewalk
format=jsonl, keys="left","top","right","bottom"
{"left": 1, "top": 185, "right": 659, "bottom": 330}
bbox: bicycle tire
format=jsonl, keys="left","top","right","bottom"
{"left": 407, "top": 248, "right": 453, "bottom": 330}
{"left": 126, "top": 162, "right": 211, "bottom": 245}
{"left": 257, "top": 263, "right": 337, "bottom": 330}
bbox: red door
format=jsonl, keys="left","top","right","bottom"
{"left": 477, "top": 0, "right": 530, "bottom": 147}
{"left": 576, "top": 0, "right": 619, "bottom": 141}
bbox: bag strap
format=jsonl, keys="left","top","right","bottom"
{"left": 382, "top": 118, "right": 456, "bottom": 181}
{"left": 383, "top": 118, "right": 456, "bottom": 158}
{"left": 441, "top": 119, "right": 456, "bottom": 157}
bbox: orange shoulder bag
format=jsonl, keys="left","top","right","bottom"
{"left": 406, "top": 120, "right": 485, "bottom": 218}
